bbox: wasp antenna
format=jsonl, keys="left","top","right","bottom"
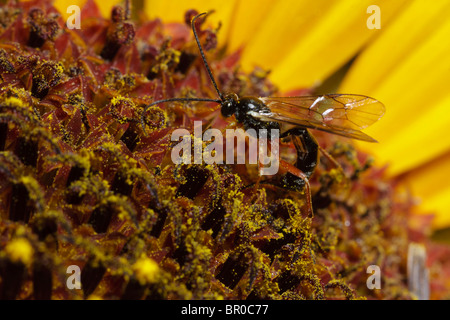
{"left": 191, "top": 12, "right": 224, "bottom": 101}
{"left": 141, "top": 97, "right": 221, "bottom": 133}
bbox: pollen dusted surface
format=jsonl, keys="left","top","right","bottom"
{"left": 0, "top": 0, "right": 447, "bottom": 300}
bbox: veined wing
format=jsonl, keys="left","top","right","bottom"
{"left": 253, "top": 94, "right": 385, "bottom": 142}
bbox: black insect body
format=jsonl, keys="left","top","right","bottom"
{"left": 279, "top": 128, "right": 319, "bottom": 190}
{"left": 142, "top": 12, "right": 385, "bottom": 195}
{"left": 221, "top": 93, "right": 281, "bottom": 136}
{"left": 219, "top": 93, "right": 317, "bottom": 190}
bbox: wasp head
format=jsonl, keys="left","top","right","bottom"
{"left": 221, "top": 93, "right": 239, "bottom": 118}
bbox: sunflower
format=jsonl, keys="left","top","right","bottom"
{"left": 54, "top": 0, "right": 450, "bottom": 231}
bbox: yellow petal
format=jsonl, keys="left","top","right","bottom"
{"left": 364, "top": 94, "right": 450, "bottom": 175}
{"left": 54, "top": 0, "right": 84, "bottom": 19}
{"left": 255, "top": 0, "right": 408, "bottom": 91}
{"left": 340, "top": 0, "right": 450, "bottom": 94}
{"left": 54, "top": 0, "right": 121, "bottom": 19}
{"left": 402, "top": 151, "right": 450, "bottom": 229}
{"left": 340, "top": 1, "right": 450, "bottom": 175}
{"left": 225, "top": 0, "right": 277, "bottom": 53}
{"left": 234, "top": 0, "right": 339, "bottom": 72}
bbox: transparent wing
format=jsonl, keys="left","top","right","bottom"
{"left": 255, "top": 94, "right": 385, "bottom": 142}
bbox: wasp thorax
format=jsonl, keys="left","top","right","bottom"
{"left": 221, "top": 93, "right": 239, "bottom": 118}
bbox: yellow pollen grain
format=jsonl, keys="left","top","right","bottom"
{"left": 132, "top": 256, "right": 160, "bottom": 285}
{"left": 5, "top": 238, "right": 34, "bottom": 265}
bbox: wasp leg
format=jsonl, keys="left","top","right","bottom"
{"left": 249, "top": 138, "right": 276, "bottom": 196}
{"left": 278, "top": 159, "right": 314, "bottom": 217}
{"left": 279, "top": 128, "right": 319, "bottom": 191}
